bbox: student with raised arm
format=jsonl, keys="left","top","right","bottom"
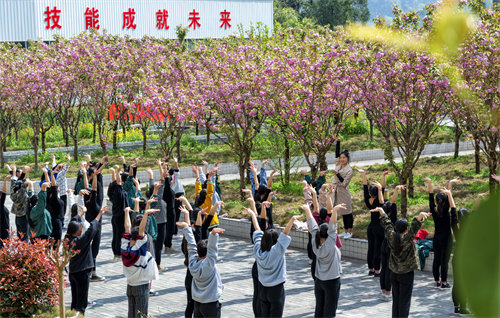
{"left": 247, "top": 208, "right": 302, "bottom": 317}
{"left": 193, "top": 165, "right": 218, "bottom": 229}
{"left": 332, "top": 150, "right": 353, "bottom": 238}
{"left": 163, "top": 163, "right": 177, "bottom": 253}
{"left": 109, "top": 165, "right": 130, "bottom": 261}
{"left": 199, "top": 163, "right": 223, "bottom": 215}
{"left": 10, "top": 165, "right": 31, "bottom": 241}
{"left": 51, "top": 153, "right": 71, "bottom": 224}
{"left": 0, "top": 175, "right": 11, "bottom": 245}
{"left": 148, "top": 161, "right": 168, "bottom": 271}
{"left": 46, "top": 169, "right": 65, "bottom": 247}
{"left": 422, "top": 177, "right": 455, "bottom": 289}
{"left": 65, "top": 205, "right": 107, "bottom": 316}
{"left": 171, "top": 157, "right": 186, "bottom": 234}
{"left": 371, "top": 207, "right": 431, "bottom": 318}
{"left": 177, "top": 212, "right": 225, "bottom": 318}
{"left": 302, "top": 188, "right": 345, "bottom": 318}
{"left": 380, "top": 184, "right": 405, "bottom": 301}
{"left": 26, "top": 180, "right": 52, "bottom": 241}
{"left": 122, "top": 207, "right": 159, "bottom": 318}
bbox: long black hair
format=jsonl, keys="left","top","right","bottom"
{"left": 393, "top": 218, "right": 409, "bottom": 255}
{"left": 382, "top": 201, "right": 393, "bottom": 216}
{"left": 318, "top": 207, "right": 328, "bottom": 224}
{"left": 195, "top": 189, "right": 207, "bottom": 208}
{"left": 261, "top": 228, "right": 279, "bottom": 252}
{"left": 315, "top": 223, "right": 329, "bottom": 248}
{"left": 26, "top": 195, "right": 38, "bottom": 228}
{"left": 435, "top": 193, "right": 449, "bottom": 217}
{"left": 368, "top": 185, "right": 378, "bottom": 198}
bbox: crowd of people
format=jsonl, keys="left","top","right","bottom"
{"left": 0, "top": 150, "right": 496, "bottom": 318}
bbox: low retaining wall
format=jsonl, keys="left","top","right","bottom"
{"left": 220, "top": 217, "right": 452, "bottom": 275}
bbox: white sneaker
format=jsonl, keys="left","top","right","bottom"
{"left": 344, "top": 233, "right": 352, "bottom": 239}
{"left": 308, "top": 259, "right": 313, "bottom": 265}
{"left": 339, "top": 232, "right": 347, "bottom": 238}
{"left": 385, "top": 293, "right": 392, "bottom": 301}
{"left": 157, "top": 265, "right": 168, "bottom": 272}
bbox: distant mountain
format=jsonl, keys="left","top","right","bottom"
{"left": 368, "top": 0, "right": 435, "bottom": 22}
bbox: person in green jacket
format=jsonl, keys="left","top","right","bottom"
{"left": 371, "top": 206, "right": 431, "bottom": 318}
{"left": 26, "top": 180, "right": 52, "bottom": 240}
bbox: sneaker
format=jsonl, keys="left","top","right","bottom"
{"left": 441, "top": 282, "right": 451, "bottom": 289}
{"left": 368, "top": 271, "right": 375, "bottom": 276}
{"left": 385, "top": 293, "right": 392, "bottom": 302}
{"left": 344, "top": 233, "right": 352, "bottom": 239}
{"left": 374, "top": 272, "right": 381, "bottom": 277}
{"left": 460, "top": 307, "right": 471, "bottom": 314}
{"left": 165, "top": 247, "right": 179, "bottom": 254}
{"left": 149, "top": 290, "right": 159, "bottom": 296}
{"left": 308, "top": 259, "right": 313, "bottom": 265}
{"left": 339, "top": 232, "right": 347, "bottom": 238}
{"left": 434, "top": 281, "right": 441, "bottom": 288}
{"left": 157, "top": 265, "right": 168, "bottom": 272}
{"left": 113, "top": 256, "right": 121, "bottom": 262}
{"left": 90, "top": 274, "right": 105, "bottom": 282}
{"left": 455, "top": 307, "right": 460, "bottom": 314}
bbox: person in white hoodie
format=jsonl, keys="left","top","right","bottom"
{"left": 177, "top": 215, "right": 225, "bottom": 318}
{"left": 121, "top": 207, "right": 159, "bottom": 318}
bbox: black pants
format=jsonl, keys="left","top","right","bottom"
{"left": 314, "top": 277, "right": 341, "bottom": 317}
{"left": 452, "top": 254, "right": 465, "bottom": 308}
{"left": 432, "top": 232, "right": 451, "bottom": 282}
{"left": 185, "top": 269, "right": 194, "bottom": 317}
{"left": 342, "top": 213, "right": 353, "bottom": 229}
{"left": 252, "top": 262, "right": 260, "bottom": 317}
{"left": 60, "top": 194, "right": 68, "bottom": 223}
{"left": 174, "top": 193, "right": 183, "bottom": 235}
{"left": 367, "top": 222, "right": 384, "bottom": 270}
{"left": 50, "top": 217, "right": 63, "bottom": 244}
{"left": 15, "top": 215, "right": 29, "bottom": 242}
{"left": 127, "top": 283, "right": 149, "bottom": 318}
{"left": 307, "top": 233, "right": 317, "bottom": 280}
{"left": 259, "top": 282, "right": 285, "bottom": 318}
{"left": 0, "top": 207, "right": 9, "bottom": 241}
{"left": 91, "top": 219, "right": 102, "bottom": 271}
{"left": 155, "top": 222, "right": 167, "bottom": 265}
{"left": 69, "top": 269, "right": 91, "bottom": 314}
{"left": 391, "top": 271, "right": 414, "bottom": 318}
{"left": 193, "top": 300, "right": 221, "bottom": 318}
{"left": 380, "top": 238, "right": 392, "bottom": 292}
{"left": 111, "top": 215, "right": 125, "bottom": 257}
{"left": 165, "top": 207, "right": 176, "bottom": 248}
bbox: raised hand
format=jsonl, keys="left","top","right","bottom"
{"left": 333, "top": 203, "right": 347, "bottom": 212}
{"left": 478, "top": 192, "right": 489, "bottom": 198}
{"left": 299, "top": 169, "right": 307, "bottom": 175}
{"left": 145, "top": 209, "right": 160, "bottom": 215}
{"left": 176, "top": 221, "right": 189, "bottom": 228}
{"left": 262, "top": 201, "right": 271, "bottom": 209}
{"left": 383, "top": 170, "right": 391, "bottom": 175}
{"left": 99, "top": 206, "right": 108, "bottom": 215}
{"left": 79, "top": 189, "right": 90, "bottom": 196}
{"left": 319, "top": 170, "right": 328, "bottom": 177}
{"left": 242, "top": 208, "right": 256, "bottom": 216}
{"left": 422, "top": 177, "right": 431, "bottom": 183}
{"left": 440, "top": 188, "right": 451, "bottom": 196}
{"left": 355, "top": 168, "right": 366, "bottom": 174}
{"left": 491, "top": 174, "right": 500, "bottom": 183}
{"left": 78, "top": 204, "right": 88, "bottom": 214}
{"left": 369, "top": 207, "right": 385, "bottom": 214}
{"left": 299, "top": 204, "right": 310, "bottom": 212}
{"left": 211, "top": 228, "right": 225, "bottom": 235}
{"left": 372, "top": 181, "right": 382, "bottom": 189}
{"left": 395, "top": 185, "right": 407, "bottom": 191}
{"left": 417, "top": 212, "right": 432, "bottom": 221}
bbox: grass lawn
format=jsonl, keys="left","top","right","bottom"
{"left": 180, "top": 154, "right": 490, "bottom": 240}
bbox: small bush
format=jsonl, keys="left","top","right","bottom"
{"left": 0, "top": 236, "right": 59, "bottom": 317}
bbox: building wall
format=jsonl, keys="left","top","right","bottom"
{"left": 0, "top": 0, "right": 273, "bottom": 42}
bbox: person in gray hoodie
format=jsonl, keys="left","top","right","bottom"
{"left": 302, "top": 184, "right": 345, "bottom": 318}
{"left": 177, "top": 205, "right": 225, "bottom": 318}
{"left": 245, "top": 208, "right": 302, "bottom": 318}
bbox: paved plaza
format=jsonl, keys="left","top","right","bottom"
{"left": 59, "top": 214, "right": 456, "bottom": 318}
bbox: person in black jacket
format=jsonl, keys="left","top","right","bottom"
{"left": 0, "top": 175, "right": 11, "bottom": 248}
{"left": 66, "top": 205, "right": 107, "bottom": 315}
{"left": 46, "top": 170, "right": 65, "bottom": 248}
{"left": 423, "top": 177, "right": 456, "bottom": 289}
{"left": 108, "top": 165, "right": 129, "bottom": 262}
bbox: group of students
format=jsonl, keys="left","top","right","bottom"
{"left": 0, "top": 150, "right": 496, "bottom": 318}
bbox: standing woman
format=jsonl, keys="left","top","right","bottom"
{"left": 302, "top": 185, "right": 345, "bottom": 318}
{"left": 372, "top": 207, "right": 431, "bottom": 318}
{"left": 332, "top": 150, "right": 354, "bottom": 238}
{"left": 26, "top": 180, "right": 53, "bottom": 241}
{"left": 246, "top": 208, "right": 301, "bottom": 317}
{"left": 422, "top": 177, "right": 454, "bottom": 289}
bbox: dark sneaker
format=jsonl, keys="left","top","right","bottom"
{"left": 441, "top": 282, "right": 451, "bottom": 288}
{"left": 90, "top": 274, "right": 105, "bottom": 282}
{"left": 149, "top": 290, "right": 159, "bottom": 296}
{"left": 434, "top": 281, "right": 441, "bottom": 288}
{"left": 374, "top": 272, "right": 381, "bottom": 277}
{"left": 368, "top": 271, "right": 375, "bottom": 276}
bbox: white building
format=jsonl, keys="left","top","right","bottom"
{"left": 0, "top": 0, "right": 273, "bottom": 44}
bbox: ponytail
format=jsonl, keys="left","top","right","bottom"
{"left": 315, "top": 223, "right": 329, "bottom": 249}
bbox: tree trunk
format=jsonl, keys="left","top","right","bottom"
{"left": 41, "top": 130, "right": 46, "bottom": 153}
{"left": 454, "top": 127, "right": 461, "bottom": 158}
{"left": 399, "top": 174, "right": 409, "bottom": 217}
{"left": 318, "top": 152, "right": 328, "bottom": 171}
{"left": 239, "top": 163, "right": 246, "bottom": 201}
{"left": 93, "top": 121, "right": 97, "bottom": 143}
{"left": 73, "top": 137, "right": 79, "bottom": 160}
{"left": 335, "top": 141, "right": 341, "bottom": 158}
{"left": 195, "top": 123, "right": 199, "bottom": 136}
{"left": 15, "top": 128, "right": 18, "bottom": 142}
{"left": 309, "top": 162, "right": 318, "bottom": 181}
{"left": 0, "top": 142, "right": 4, "bottom": 168}
{"left": 58, "top": 268, "right": 65, "bottom": 318}
{"left": 284, "top": 137, "right": 291, "bottom": 186}
{"left": 113, "top": 121, "right": 118, "bottom": 149}
{"left": 142, "top": 128, "right": 147, "bottom": 154}
{"left": 408, "top": 169, "right": 414, "bottom": 198}
{"left": 33, "top": 134, "right": 39, "bottom": 171}
{"left": 474, "top": 140, "right": 481, "bottom": 173}
{"left": 244, "top": 149, "right": 251, "bottom": 185}
{"left": 369, "top": 119, "right": 374, "bottom": 142}
{"left": 122, "top": 121, "right": 127, "bottom": 138}
{"left": 206, "top": 126, "right": 211, "bottom": 145}
{"left": 63, "top": 129, "right": 69, "bottom": 147}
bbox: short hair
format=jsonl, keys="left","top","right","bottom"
{"left": 261, "top": 228, "right": 279, "bottom": 252}
{"left": 197, "top": 239, "right": 208, "bottom": 258}
{"left": 67, "top": 221, "right": 81, "bottom": 236}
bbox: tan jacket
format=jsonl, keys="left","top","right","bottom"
{"left": 332, "top": 165, "right": 353, "bottom": 215}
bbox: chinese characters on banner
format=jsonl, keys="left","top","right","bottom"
{"left": 43, "top": 6, "right": 233, "bottom": 31}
